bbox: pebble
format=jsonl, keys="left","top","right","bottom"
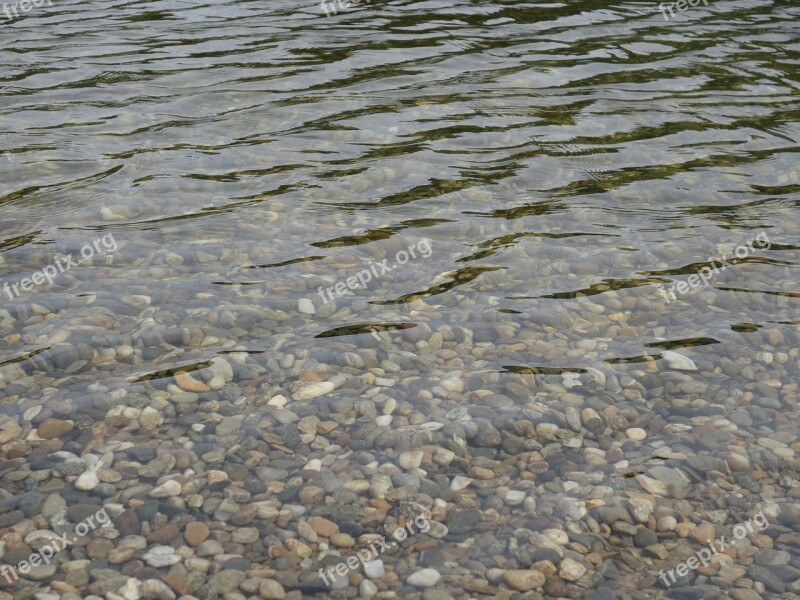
{"left": 559, "top": 558, "right": 587, "bottom": 581}
{"left": 36, "top": 418, "right": 74, "bottom": 439}
{"left": 503, "top": 570, "right": 545, "bottom": 591}
{"left": 149, "top": 479, "right": 182, "bottom": 498}
{"left": 142, "top": 546, "right": 182, "bottom": 568}
{"left": 293, "top": 382, "right": 334, "bottom": 400}
{"left": 74, "top": 471, "right": 99, "bottom": 491}
{"left": 174, "top": 371, "right": 210, "bottom": 392}
{"left": 661, "top": 350, "right": 698, "bottom": 370}
{"left": 407, "top": 568, "right": 442, "bottom": 587}
{"left": 625, "top": 427, "right": 646, "bottom": 441}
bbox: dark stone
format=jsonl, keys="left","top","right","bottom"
{"left": 126, "top": 446, "right": 156, "bottom": 462}
{"left": 135, "top": 501, "right": 159, "bottom": 523}
{"left": 0, "top": 511, "right": 24, "bottom": 528}
{"left": 446, "top": 509, "right": 481, "bottom": 535}
{"left": 115, "top": 509, "right": 141, "bottom": 536}
{"left": 339, "top": 521, "right": 363, "bottom": 538}
{"left": 223, "top": 557, "right": 252, "bottom": 571}
{"left": 748, "top": 566, "right": 785, "bottom": 593}
{"left": 633, "top": 527, "right": 658, "bottom": 548}
{"left": 277, "top": 486, "right": 300, "bottom": 502}
{"left": 532, "top": 548, "right": 562, "bottom": 564}
{"left": 68, "top": 503, "right": 103, "bottom": 523}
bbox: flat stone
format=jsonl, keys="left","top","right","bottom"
{"left": 446, "top": 509, "right": 480, "bottom": 534}
{"left": 174, "top": 371, "right": 209, "bottom": 392}
{"left": 559, "top": 558, "right": 587, "bottom": 582}
{"left": 149, "top": 479, "right": 182, "bottom": 498}
{"left": 184, "top": 521, "right": 209, "bottom": 546}
{"left": 37, "top": 418, "right": 74, "bottom": 439}
{"left": 259, "top": 578, "right": 286, "bottom": 599}
{"left": 634, "top": 527, "right": 658, "bottom": 548}
{"left": 209, "top": 570, "right": 245, "bottom": 594}
{"left": 74, "top": 471, "right": 99, "bottom": 491}
{"left": 407, "top": 568, "right": 441, "bottom": 587}
{"left": 293, "top": 382, "right": 334, "bottom": 400}
{"left": 142, "top": 546, "right": 182, "bottom": 568}
{"left": 503, "top": 570, "right": 545, "bottom": 591}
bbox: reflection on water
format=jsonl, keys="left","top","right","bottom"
{"left": 1, "top": 0, "right": 799, "bottom": 598}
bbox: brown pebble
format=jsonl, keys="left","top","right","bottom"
{"left": 184, "top": 521, "right": 210, "bottom": 546}
{"left": 37, "top": 418, "right": 73, "bottom": 439}
{"left": 309, "top": 517, "right": 338, "bottom": 537}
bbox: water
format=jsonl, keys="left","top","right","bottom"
{"left": 1, "top": 0, "right": 799, "bottom": 597}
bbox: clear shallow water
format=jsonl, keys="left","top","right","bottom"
{"left": 1, "top": 0, "right": 799, "bottom": 598}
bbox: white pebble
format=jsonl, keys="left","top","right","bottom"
{"left": 407, "top": 568, "right": 441, "bottom": 587}
{"left": 626, "top": 428, "right": 647, "bottom": 441}
{"left": 74, "top": 471, "right": 99, "bottom": 491}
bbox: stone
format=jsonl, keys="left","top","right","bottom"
{"left": 209, "top": 570, "right": 245, "bottom": 594}
{"left": 407, "top": 568, "right": 441, "bottom": 587}
{"left": 142, "top": 546, "right": 182, "bottom": 568}
{"left": 197, "top": 540, "right": 224, "bottom": 556}
{"left": 293, "top": 382, "right": 334, "bottom": 400}
{"left": 398, "top": 450, "right": 424, "bottom": 470}
{"left": 661, "top": 350, "right": 698, "bottom": 370}
{"left": 184, "top": 522, "right": 209, "bottom": 546}
{"left": 259, "top": 579, "right": 286, "bottom": 599}
{"left": 0, "top": 419, "right": 21, "bottom": 443}
{"left": 446, "top": 509, "right": 480, "bottom": 534}
{"left": 309, "top": 517, "right": 338, "bottom": 537}
{"left": 115, "top": 509, "right": 141, "bottom": 536}
{"left": 216, "top": 415, "right": 245, "bottom": 436}
{"left": 141, "top": 579, "right": 176, "bottom": 600}
{"left": 297, "top": 298, "right": 315, "bottom": 315}
{"left": 363, "top": 559, "right": 385, "bottom": 579}
{"left": 503, "top": 570, "right": 545, "bottom": 591}
{"left": 625, "top": 428, "right": 646, "bottom": 441}
{"left": 559, "top": 558, "right": 587, "bottom": 582}
{"left": 150, "top": 479, "right": 182, "bottom": 498}
{"left": 37, "top": 418, "right": 73, "bottom": 439}
{"left": 634, "top": 527, "right": 658, "bottom": 547}
{"left": 74, "top": 471, "right": 99, "bottom": 491}
{"left": 138, "top": 407, "right": 163, "bottom": 430}
{"left": 175, "top": 371, "right": 210, "bottom": 392}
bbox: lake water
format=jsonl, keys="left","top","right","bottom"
{"left": 1, "top": 0, "right": 799, "bottom": 598}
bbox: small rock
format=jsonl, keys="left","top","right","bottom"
{"left": 175, "top": 371, "right": 210, "bottom": 392}
{"left": 503, "top": 570, "right": 545, "bottom": 591}
{"left": 407, "top": 568, "right": 441, "bottom": 587}
{"left": 74, "top": 471, "right": 99, "bottom": 491}
{"left": 297, "top": 298, "right": 316, "bottom": 315}
{"left": 559, "top": 558, "right": 587, "bottom": 582}
{"left": 259, "top": 579, "right": 286, "bottom": 599}
{"left": 398, "top": 451, "right": 424, "bottom": 470}
{"left": 141, "top": 579, "right": 176, "bottom": 600}
{"left": 142, "top": 546, "right": 182, "bottom": 568}
{"left": 149, "top": 479, "right": 182, "bottom": 498}
{"left": 625, "top": 428, "right": 646, "bottom": 441}
{"left": 184, "top": 522, "right": 209, "bottom": 546}
{"left": 661, "top": 350, "right": 697, "bottom": 371}
{"left": 37, "top": 418, "right": 74, "bottom": 439}
{"left": 293, "top": 382, "right": 334, "bottom": 400}
{"left": 364, "top": 559, "right": 385, "bottom": 579}
{"left": 209, "top": 570, "right": 246, "bottom": 594}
